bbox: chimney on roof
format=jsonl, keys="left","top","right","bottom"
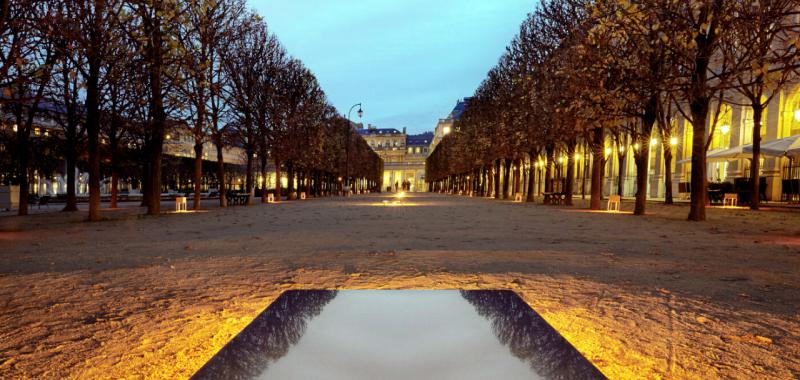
{"left": 402, "top": 127, "right": 406, "bottom": 134}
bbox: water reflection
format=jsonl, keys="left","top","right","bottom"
{"left": 192, "top": 290, "right": 605, "bottom": 380}
{"left": 191, "top": 290, "right": 338, "bottom": 380}
{"left": 461, "top": 290, "right": 606, "bottom": 380}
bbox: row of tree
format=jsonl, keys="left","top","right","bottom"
{"left": 426, "top": 0, "right": 799, "bottom": 221}
{"left": 1, "top": 0, "right": 382, "bottom": 219}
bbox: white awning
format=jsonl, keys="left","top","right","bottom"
{"left": 755, "top": 135, "right": 800, "bottom": 157}
{"left": 676, "top": 146, "right": 757, "bottom": 164}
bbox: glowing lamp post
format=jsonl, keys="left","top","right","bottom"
{"left": 344, "top": 103, "right": 363, "bottom": 194}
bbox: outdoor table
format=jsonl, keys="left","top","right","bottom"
{"left": 707, "top": 189, "right": 724, "bottom": 204}
{"left": 543, "top": 192, "right": 566, "bottom": 205}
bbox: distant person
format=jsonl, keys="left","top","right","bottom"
{"left": 395, "top": 181, "right": 399, "bottom": 192}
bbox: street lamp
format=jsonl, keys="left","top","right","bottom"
{"left": 345, "top": 103, "right": 363, "bottom": 191}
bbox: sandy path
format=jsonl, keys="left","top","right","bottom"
{"left": 0, "top": 193, "right": 798, "bottom": 379}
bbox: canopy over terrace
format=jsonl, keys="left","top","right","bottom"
{"left": 758, "top": 135, "right": 800, "bottom": 157}
{"left": 676, "top": 134, "right": 800, "bottom": 164}
{"left": 677, "top": 145, "right": 760, "bottom": 164}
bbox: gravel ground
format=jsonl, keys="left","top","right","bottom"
{"left": 0, "top": 193, "right": 798, "bottom": 379}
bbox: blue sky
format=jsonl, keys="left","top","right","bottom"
{"left": 248, "top": 1, "right": 533, "bottom": 134}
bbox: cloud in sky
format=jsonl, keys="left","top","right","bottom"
{"left": 248, "top": 0, "right": 533, "bottom": 134}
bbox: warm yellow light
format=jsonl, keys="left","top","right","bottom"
{"left": 538, "top": 160, "right": 544, "bottom": 166}
{"left": 650, "top": 138, "right": 658, "bottom": 146}
{"left": 619, "top": 146, "right": 625, "bottom": 153}
{"left": 574, "top": 153, "right": 581, "bottom": 161}
{"left": 558, "top": 157, "right": 564, "bottom": 163}
{"left": 166, "top": 134, "right": 172, "bottom": 140}
{"left": 337, "top": 177, "right": 342, "bottom": 181}
{"left": 794, "top": 109, "right": 800, "bottom": 122}
{"left": 534, "top": 162, "right": 539, "bottom": 168}
{"left": 604, "top": 147, "right": 612, "bottom": 156}
{"left": 633, "top": 143, "right": 640, "bottom": 150}
{"left": 720, "top": 124, "right": 730, "bottom": 134}
{"left": 12, "top": 124, "right": 17, "bottom": 132}
{"left": 670, "top": 137, "right": 678, "bottom": 146}
{"left": 396, "top": 191, "right": 406, "bottom": 199}
{"left": 442, "top": 126, "right": 451, "bottom": 135}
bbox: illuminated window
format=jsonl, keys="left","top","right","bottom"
{"left": 741, "top": 103, "right": 767, "bottom": 145}
{"left": 709, "top": 104, "right": 732, "bottom": 150}
{"left": 785, "top": 86, "right": 800, "bottom": 137}
{"left": 683, "top": 121, "right": 693, "bottom": 159}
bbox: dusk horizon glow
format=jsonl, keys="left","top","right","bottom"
{"left": 249, "top": 0, "right": 533, "bottom": 134}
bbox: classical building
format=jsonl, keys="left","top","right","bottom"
{"left": 358, "top": 124, "right": 433, "bottom": 192}
{"left": 582, "top": 83, "right": 800, "bottom": 203}
{"left": 0, "top": 99, "right": 248, "bottom": 198}
{"left": 432, "top": 97, "right": 471, "bottom": 150}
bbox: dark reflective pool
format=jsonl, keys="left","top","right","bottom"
{"left": 191, "top": 290, "right": 606, "bottom": 380}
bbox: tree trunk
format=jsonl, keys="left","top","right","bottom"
{"left": 750, "top": 104, "right": 763, "bottom": 210}
{"left": 616, "top": 150, "right": 625, "bottom": 196}
{"left": 86, "top": 49, "right": 102, "bottom": 221}
{"left": 216, "top": 142, "right": 226, "bottom": 207}
{"left": 287, "top": 160, "right": 295, "bottom": 199}
{"left": 274, "top": 157, "right": 281, "bottom": 202}
{"left": 145, "top": 7, "right": 166, "bottom": 216}
{"left": 590, "top": 127, "right": 604, "bottom": 210}
{"left": 688, "top": 104, "right": 709, "bottom": 221}
{"left": 260, "top": 149, "right": 269, "bottom": 203}
{"left": 245, "top": 150, "right": 254, "bottom": 205}
{"left": 110, "top": 148, "right": 119, "bottom": 209}
{"left": 565, "top": 142, "right": 576, "bottom": 206}
{"left": 633, "top": 141, "right": 649, "bottom": 215}
{"left": 193, "top": 142, "right": 203, "bottom": 210}
{"left": 527, "top": 153, "right": 536, "bottom": 202}
{"left": 663, "top": 145, "right": 674, "bottom": 205}
{"left": 15, "top": 115, "right": 29, "bottom": 216}
{"left": 514, "top": 158, "right": 522, "bottom": 197}
{"left": 63, "top": 125, "right": 78, "bottom": 211}
{"left": 305, "top": 170, "right": 312, "bottom": 197}
{"left": 502, "top": 159, "right": 511, "bottom": 199}
{"left": 545, "top": 145, "right": 554, "bottom": 193}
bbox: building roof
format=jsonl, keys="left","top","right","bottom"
{"left": 449, "top": 97, "right": 472, "bottom": 121}
{"left": 358, "top": 128, "right": 402, "bottom": 136}
{"left": 407, "top": 132, "right": 434, "bottom": 146}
